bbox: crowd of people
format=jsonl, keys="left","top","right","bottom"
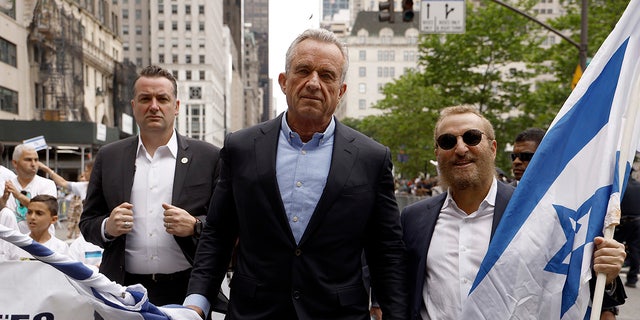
{"left": 0, "top": 28, "right": 636, "bottom": 320}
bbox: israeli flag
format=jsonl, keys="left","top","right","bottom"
{"left": 461, "top": 0, "right": 640, "bottom": 319}
{"left": 0, "top": 224, "right": 200, "bottom": 320}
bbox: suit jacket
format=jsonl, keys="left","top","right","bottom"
{"left": 187, "top": 114, "right": 408, "bottom": 320}
{"left": 402, "top": 181, "right": 625, "bottom": 319}
{"left": 79, "top": 132, "right": 221, "bottom": 283}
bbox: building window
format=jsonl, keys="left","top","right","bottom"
{"left": 187, "top": 104, "right": 205, "bottom": 140}
{"left": 199, "top": 70, "right": 205, "bottom": 80}
{"left": 185, "top": 5, "right": 191, "bottom": 14}
{"left": 158, "top": 54, "right": 165, "bottom": 63}
{"left": 135, "top": 9, "right": 141, "bottom": 19}
{"left": 186, "top": 70, "right": 192, "bottom": 80}
{"left": 186, "top": 54, "right": 192, "bottom": 64}
{"left": 122, "top": 9, "right": 129, "bottom": 19}
{"left": 199, "top": 55, "right": 205, "bottom": 64}
{"left": 172, "top": 4, "right": 178, "bottom": 14}
{"left": 359, "top": 83, "right": 366, "bottom": 93}
{"left": 359, "top": 50, "right": 366, "bottom": 61}
{"left": 122, "top": 24, "right": 129, "bottom": 35}
{"left": 172, "top": 55, "right": 178, "bottom": 63}
{"left": 186, "top": 22, "right": 191, "bottom": 31}
{"left": 358, "top": 99, "right": 366, "bottom": 110}
{"left": 189, "top": 86, "right": 202, "bottom": 99}
{"left": 158, "top": 3, "right": 164, "bottom": 14}
{"left": 135, "top": 25, "right": 142, "bottom": 35}
{"left": 159, "top": 21, "right": 164, "bottom": 30}
{"left": 172, "top": 70, "right": 178, "bottom": 79}
{"left": 199, "top": 22, "right": 205, "bottom": 31}
{"left": 0, "top": 86, "right": 18, "bottom": 114}
{"left": 199, "top": 5, "right": 205, "bottom": 14}
{"left": 358, "top": 67, "right": 366, "bottom": 77}
{"left": 172, "top": 21, "right": 178, "bottom": 31}
{"left": 135, "top": 43, "right": 142, "bottom": 52}
{"left": 136, "top": 57, "right": 143, "bottom": 67}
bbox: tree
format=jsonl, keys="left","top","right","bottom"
{"left": 348, "top": 0, "right": 628, "bottom": 180}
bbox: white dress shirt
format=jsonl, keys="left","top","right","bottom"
{"left": 124, "top": 132, "right": 191, "bottom": 274}
{"left": 422, "top": 178, "right": 498, "bottom": 320}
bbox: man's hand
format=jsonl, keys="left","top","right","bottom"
{"left": 600, "top": 310, "right": 616, "bottom": 320}
{"left": 370, "top": 306, "right": 382, "bottom": 320}
{"left": 105, "top": 202, "right": 134, "bottom": 237}
{"left": 185, "top": 305, "right": 205, "bottom": 319}
{"left": 162, "top": 203, "right": 197, "bottom": 237}
{"left": 593, "top": 236, "right": 626, "bottom": 284}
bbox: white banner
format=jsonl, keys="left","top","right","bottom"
{"left": 0, "top": 261, "right": 94, "bottom": 318}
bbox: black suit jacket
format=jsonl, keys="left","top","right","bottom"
{"left": 187, "top": 114, "right": 408, "bottom": 320}
{"left": 79, "top": 132, "right": 221, "bottom": 283}
{"left": 402, "top": 181, "right": 624, "bottom": 319}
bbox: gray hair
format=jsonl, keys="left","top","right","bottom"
{"left": 12, "top": 144, "right": 36, "bottom": 161}
{"left": 284, "top": 28, "right": 349, "bottom": 82}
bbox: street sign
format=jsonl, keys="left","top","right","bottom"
{"left": 420, "top": 0, "right": 466, "bottom": 34}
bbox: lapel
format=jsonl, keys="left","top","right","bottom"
{"left": 172, "top": 133, "right": 191, "bottom": 204}
{"left": 298, "top": 121, "right": 358, "bottom": 245}
{"left": 490, "top": 181, "right": 515, "bottom": 238}
{"left": 121, "top": 137, "right": 138, "bottom": 202}
{"left": 254, "top": 115, "right": 296, "bottom": 243}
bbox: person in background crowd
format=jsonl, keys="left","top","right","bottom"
{"left": 184, "top": 28, "right": 407, "bottom": 320}
{"left": 4, "top": 194, "right": 68, "bottom": 260}
{"left": 4, "top": 144, "right": 56, "bottom": 234}
{"left": 80, "top": 65, "right": 226, "bottom": 310}
{"left": 510, "top": 127, "right": 546, "bottom": 187}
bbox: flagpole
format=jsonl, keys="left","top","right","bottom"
{"left": 590, "top": 73, "right": 640, "bottom": 320}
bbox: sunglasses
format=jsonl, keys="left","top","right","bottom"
{"left": 510, "top": 152, "right": 534, "bottom": 162}
{"left": 436, "top": 129, "right": 486, "bottom": 150}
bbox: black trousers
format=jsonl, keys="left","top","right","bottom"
{"left": 614, "top": 217, "right": 640, "bottom": 284}
{"left": 125, "top": 268, "right": 191, "bottom": 306}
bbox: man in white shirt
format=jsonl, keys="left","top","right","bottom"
{"left": 4, "top": 144, "right": 57, "bottom": 234}
{"left": 401, "top": 106, "right": 626, "bottom": 320}
{"left": 79, "top": 65, "right": 224, "bottom": 308}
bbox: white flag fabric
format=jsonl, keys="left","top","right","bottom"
{"left": 461, "top": 0, "right": 640, "bottom": 319}
{"left": 0, "top": 224, "right": 200, "bottom": 320}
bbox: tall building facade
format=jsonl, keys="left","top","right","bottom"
{"left": 244, "top": 0, "right": 271, "bottom": 120}
{"left": 339, "top": 11, "right": 420, "bottom": 120}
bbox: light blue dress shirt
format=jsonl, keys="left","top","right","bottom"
{"left": 276, "top": 114, "right": 334, "bottom": 244}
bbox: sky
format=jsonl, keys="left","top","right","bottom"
{"left": 268, "top": 0, "right": 321, "bottom": 114}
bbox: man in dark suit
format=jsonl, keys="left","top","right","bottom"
{"left": 402, "top": 106, "right": 626, "bottom": 320}
{"left": 79, "top": 65, "right": 222, "bottom": 307}
{"left": 615, "top": 170, "right": 640, "bottom": 288}
{"left": 184, "top": 28, "right": 408, "bottom": 320}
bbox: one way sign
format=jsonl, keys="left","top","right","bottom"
{"left": 420, "top": 0, "right": 466, "bottom": 34}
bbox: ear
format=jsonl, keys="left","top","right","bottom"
{"left": 338, "top": 83, "right": 347, "bottom": 100}
{"left": 175, "top": 99, "right": 180, "bottom": 115}
{"left": 51, "top": 215, "right": 58, "bottom": 224}
{"left": 278, "top": 72, "right": 287, "bottom": 94}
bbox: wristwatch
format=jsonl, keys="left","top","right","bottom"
{"left": 193, "top": 218, "right": 203, "bottom": 239}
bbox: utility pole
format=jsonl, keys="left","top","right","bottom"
{"left": 489, "top": 0, "right": 588, "bottom": 70}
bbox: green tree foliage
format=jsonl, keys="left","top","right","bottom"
{"left": 345, "top": 0, "right": 628, "bottom": 180}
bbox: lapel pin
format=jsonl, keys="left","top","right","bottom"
{"left": 181, "top": 157, "right": 189, "bottom": 164}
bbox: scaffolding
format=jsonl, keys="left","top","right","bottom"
{"left": 29, "top": 0, "right": 85, "bottom": 121}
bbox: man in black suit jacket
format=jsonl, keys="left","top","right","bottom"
{"left": 79, "top": 65, "right": 222, "bottom": 307}
{"left": 402, "top": 106, "right": 626, "bottom": 320}
{"left": 184, "top": 29, "right": 408, "bottom": 320}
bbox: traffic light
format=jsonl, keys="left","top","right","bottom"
{"left": 378, "top": 1, "right": 394, "bottom": 23}
{"left": 402, "top": 0, "right": 414, "bottom": 22}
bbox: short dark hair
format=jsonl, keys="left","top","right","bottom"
{"left": 29, "top": 194, "right": 58, "bottom": 216}
{"left": 515, "top": 128, "right": 546, "bottom": 146}
{"left": 133, "top": 65, "right": 178, "bottom": 97}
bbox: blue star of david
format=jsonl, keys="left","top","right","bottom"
{"left": 543, "top": 186, "right": 611, "bottom": 317}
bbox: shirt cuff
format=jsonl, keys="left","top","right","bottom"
{"left": 184, "top": 293, "right": 210, "bottom": 318}
{"left": 101, "top": 218, "right": 114, "bottom": 242}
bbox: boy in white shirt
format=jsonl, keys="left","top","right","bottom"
{"left": 5, "top": 194, "right": 68, "bottom": 260}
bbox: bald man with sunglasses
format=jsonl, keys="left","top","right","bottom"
{"left": 400, "top": 106, "right": 626, "bottom": 320}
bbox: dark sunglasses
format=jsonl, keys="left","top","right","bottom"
{"left": 436, "top": 129, "right": 486, "bottom": 150}
{"left": 510, "top": 152, "right": 534, "bottom": 162}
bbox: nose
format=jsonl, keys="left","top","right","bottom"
{"left": 306, "top": 72, "right": 321, "bottom": 89}
{"left": 453, "top": 136, "right": 469, "bottom": 154}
